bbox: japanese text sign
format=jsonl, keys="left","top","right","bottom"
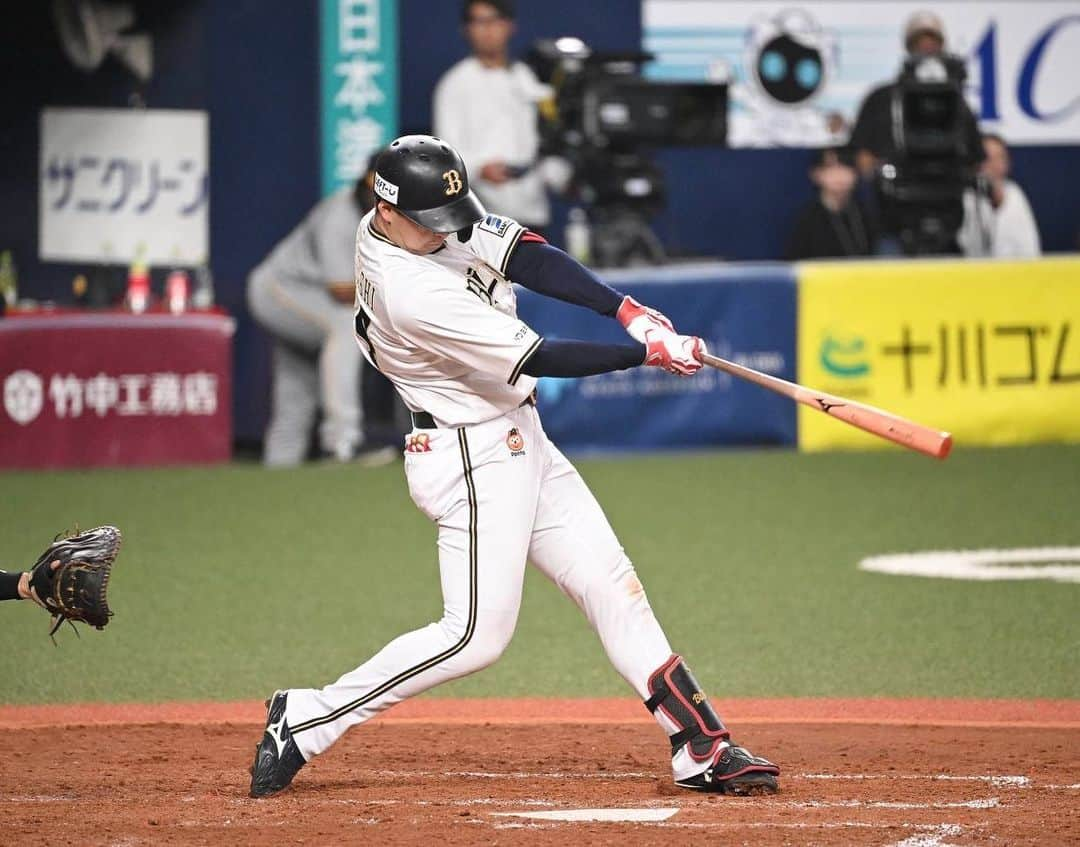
{"left": 39, "top": 108, "right": 209, "bottom": 265}
{"left": 797, "top": 257, "right": 1080, "bottom": 451}
{"left": 644, "top": 1, "right": 1080, "bottom": 147}
{"left": 320, "top": 0, "right": 398, "bottom": 194}
{"left": 0, "top": 313, "right": 233, "bottom": 468}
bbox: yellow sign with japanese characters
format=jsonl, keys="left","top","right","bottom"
{"left": 797, "top": 257, "right": 1080, "bottom": 451}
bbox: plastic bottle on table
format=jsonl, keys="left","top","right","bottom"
{"left": 126, "top": 245, "right": 150, "bottom": 313}
{"left": 166, "top": 268, "right": 190, "bottom": 314}
{"left": 0, "top": 250, "right": 18, "bottom": 309}
{"left": 192, "top": 264, "right": 215, "bottom": 309}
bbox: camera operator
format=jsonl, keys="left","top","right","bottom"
{"left": 848, "top": 11, "right": 983, "bottom": 255}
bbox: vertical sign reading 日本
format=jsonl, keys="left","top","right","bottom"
{"left": 39, "top": 108, "right": 209, "bottom": 266}
{"left": 320, "top": 0, "right": 398, "bottom": 195}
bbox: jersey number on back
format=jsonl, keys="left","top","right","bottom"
{"left": 354, "top": 309, "right": 379, "bottom": 369}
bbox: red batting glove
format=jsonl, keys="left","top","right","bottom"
{"left": 643, "top": 330, "right": 706, "bottom": 376}
{"left": 617, "top": 296, "right": 675, "bottom": 344}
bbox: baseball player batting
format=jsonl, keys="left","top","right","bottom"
{"left": 249, "top": 135, "right": 779, "bottom": 798}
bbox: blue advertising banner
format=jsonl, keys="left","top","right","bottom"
{"left": 515, "top": 263, "right": 797, "bottom": 451}
{"left": 319, "top": 0, "right": 398, "bottom": 195}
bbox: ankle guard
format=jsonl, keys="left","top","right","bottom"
{"left": 645, "top": 655, "right": 730, "bottom": 763}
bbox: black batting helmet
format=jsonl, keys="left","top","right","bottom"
{"left": 372, "top": 135, "right": 486, "bottom": 234}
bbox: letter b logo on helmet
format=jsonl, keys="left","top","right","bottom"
{"left": 373, "top": 136, "right": 486, "bottom": 234}
{"left": 442, "top": 169, "right": 463, "bottom": 196}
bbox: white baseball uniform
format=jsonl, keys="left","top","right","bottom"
{"left": 247, "top": 187, "right": 366, "bottom": 464}
{"left": 284, "top": 210, "right": 693, "bottom": 775}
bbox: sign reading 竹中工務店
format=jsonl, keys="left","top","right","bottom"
{"left": 643, "top": 1, "right": 1080, "bottom": 147}
{"left": 320, "top": 0, "right": 398, "bottom": 195}
{"left": 39, "top": 107, "right": 209, "bottom": 266}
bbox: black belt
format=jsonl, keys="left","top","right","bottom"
{"left": 411, "top": 392, "right": 536, "bottom": 430}
{"left": 409, "top": 410, "right": 439, "bottom": 429}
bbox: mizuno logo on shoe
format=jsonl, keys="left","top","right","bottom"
{"left": 266, "top": 715, "right": 288, "bottom": 757}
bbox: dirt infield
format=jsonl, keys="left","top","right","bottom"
{"left": 1, "top": 699, "right": 1078, "bottom": 846}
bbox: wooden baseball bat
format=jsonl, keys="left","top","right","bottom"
{"left": 699, "top": 351, "right": 952, "bottom": 460}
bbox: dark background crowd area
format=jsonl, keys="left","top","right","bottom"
{"left": 2, "top": 0, "right": 1079, "bottom": 446}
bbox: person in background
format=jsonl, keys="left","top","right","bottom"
{"left": 247, "top": 157, "right": 398, "bottom": 467}
{"left": 433, "top": 0, "right": 553, "bottom": 235}
{"left": 847, "top": 11, "right": 982, "bottom": 255}
{"left": 848, "top": 11, "right": 981, "bottom": 181}
{"left": 784, "top": 148, "right": 875, "bottom": 260}
{"left": 958, "top": 134, "right": 1041, "bottom": 258}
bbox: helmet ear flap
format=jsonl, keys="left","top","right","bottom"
{"left": 456, "top": 225, "right": 474, "bottom": 243}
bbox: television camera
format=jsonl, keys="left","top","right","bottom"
{"left": 528, "top": 38, "right": 728, "bottom": 266}
{"left": 878, "top": 52, "right": 980, "bottom": 255}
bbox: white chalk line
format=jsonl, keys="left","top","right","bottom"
{"left": 491, "top": 820, "right": 978, "bottom": 832}
{"left": 887, "top": 823, "right": 965, "bottom": 847}
{"left": 800, "top": 773, "right": 1032, "bottom": 787}
{"left": 322, "top": 796, "right": 1002, "bottom": 811}
{"left": 492, "top": 808, "right": 679, "bottom": 823}
{"left": 7, "top": 769, "right": 1070, "bottom": 807}
{"left": 368, "top": 769, "right": 1045, "bottom": 788}
{"left": 378, "top": 768, "right": 653, "bottom": 779}
{"left": 417, "top": 798, "right": 557, "bottom": 808}
{"left": 781, "top": 798, "right": 999, "bottom": 809}
{"left": 111, "top": 815, "right": 981, "bottom": 836}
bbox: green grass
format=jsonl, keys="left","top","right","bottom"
{"left": 1, "top": 444, "right": 1077, "bottom": 704}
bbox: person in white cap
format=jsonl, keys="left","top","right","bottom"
{"left": 847, "top": 10, "right": 983, "bottom": 254}
{"left": 849, "top": 11, "right": 980, "bottom": 179}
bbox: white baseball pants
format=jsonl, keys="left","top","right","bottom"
{"left": 286, "top": 403, "right": 674, "bottom": 759}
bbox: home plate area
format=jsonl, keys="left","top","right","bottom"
{"left": 2, "top": 718, "right": 1077, "bottom": 845}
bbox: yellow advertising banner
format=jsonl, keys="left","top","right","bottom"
{"left": 797, "top": 258, "right": 1080, "bottom": 452}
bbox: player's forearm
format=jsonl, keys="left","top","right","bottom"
{"left": 0, "top": 569, "right": 25, "bottom": 601}
{"left": 520, "top": 338, "right": 643, "bottom": 378}
{"left": 506, "top": 241, "right": 623, "bottom": 316}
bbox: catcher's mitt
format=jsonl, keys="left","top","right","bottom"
{"left": 28, "top": 525, "right": 122, "bottom": 640}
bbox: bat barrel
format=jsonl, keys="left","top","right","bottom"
{"left": 803, "top": 390, "right": 952, "bottom": 460}
{"left": 699, "top": 352, "right": 953, "bottom": 460}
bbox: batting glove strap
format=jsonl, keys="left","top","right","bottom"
{"left": 643, "top": 330, "right": 705, "bottom": 376}
{"left": 617, "top": 296, "right": 675, "bottom": 344}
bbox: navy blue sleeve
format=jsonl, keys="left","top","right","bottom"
{"left": 506, "top": 240, "right": 624, "bottom": 316}
{"left": 520, "top": 338, "right": 644, "bottom": 378}
{"left": 0, "top": 570, "right": 22, "bottom": 601}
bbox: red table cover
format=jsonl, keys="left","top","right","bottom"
{"left": 1, "top": 312, "right": 235, "bottom": 468}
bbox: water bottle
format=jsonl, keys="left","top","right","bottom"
{"left": 192, "top": 264, "right": 215, "bottom": 309}
{"left": 125, "top": 245, "right": 150, "bottom": 313}
{"left": 565, "top": 207, "right": 591, "bottom": 265}
{"left": 72, "top": 273, "right": 89, "bottom": 306}
{"left": 166, "top": 268, "right": 190, "bottom": 314}
{"left": 0, "top": 251, "right": 17, "bottom": 310}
